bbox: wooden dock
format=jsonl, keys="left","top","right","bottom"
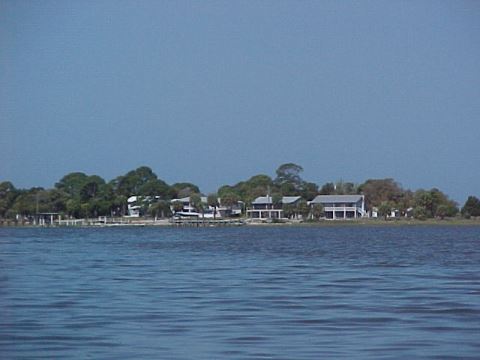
{"left": 3, "top": 217, "right": 246, "bottom": 227}
{"left": 170, "top": 218, "right": 245, "bottom": 227}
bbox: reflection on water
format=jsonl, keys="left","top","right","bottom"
{"left": 1, "top": 226, "right": 480, "bottom": 359}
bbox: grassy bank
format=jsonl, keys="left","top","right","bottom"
{"left": 249, "top": 217, "right": 480, "bottom": 227}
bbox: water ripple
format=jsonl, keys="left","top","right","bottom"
{"left": 1, "top": 226, "right": 479, "bottom": 359}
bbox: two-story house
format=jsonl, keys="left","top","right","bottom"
{"left": 309, "top": 194, "right": 366, "bottom": 219}
{"left": 247, "top": 195, "right": 302, "bottom": 219}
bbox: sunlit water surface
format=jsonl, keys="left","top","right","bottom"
{"left": 1, "top": 226, "right": 479, "bottom": 359}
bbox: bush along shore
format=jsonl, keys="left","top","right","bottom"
{"left": 1, "top": 163, "right": 479, "bottom": 226}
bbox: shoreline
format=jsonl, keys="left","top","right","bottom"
{"left": 1, "top": 217, "right": 480, "bottom": 228}
{"left": 246, "top": 218, "right": 480, "bottom": 227}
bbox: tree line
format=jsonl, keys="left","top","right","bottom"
{"left": 0, "top": 163, "right": 479, "bottom": 220}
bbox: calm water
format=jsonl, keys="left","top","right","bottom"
{"left": 1, "top": 226, "right": 480, "bottom": 359}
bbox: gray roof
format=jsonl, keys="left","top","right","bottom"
{"left": 252, "top": 195, "right": 303, "bottom": 205}
{"left": 282, "top": 196, "right": 302, "bottom": 204}
{"left": 171, "top": 197, "right": 191, "bottom": 203}
{"left": 310, "top": 195, "right": 363, "bottom": 204}
{"left": 252, "top": 196, "right": 272, "bottom": 204}
{"left": 171, "top": 196, "right": 207, "bottom": 203}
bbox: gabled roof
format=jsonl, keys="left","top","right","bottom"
{"left": 310, "top": 195, "right": 363, "bottom": 204}
{"left": 171, "top": 197, "right": 190, "bottom": 203}
{"left": 128, "top": 195, "right": 161, "bottom": 203}
{"left": 171, "top": 196, "right": 208, "bottom": 203}
{"left": 252, "top": 196, "right": 272, "bottom": 205}
{"left": 282, "top": 196, "right": 302, "bottom": 204}
{"left": 252, "top": 195, "right": 303, "bottom": 205}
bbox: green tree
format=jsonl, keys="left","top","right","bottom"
{"left": 217, "top": 185, "right": 237, "bottom": 198}
{"left": 112, "top": 195, "right": 127, "bottom": 217}
{"left": 172, "top": 200, "right": 184, "bottom": 214}
{"left": 300, "top": 182, "right": 319, "bottom": 201}
{"left": 44, "top": 188, "right": 69, "bottom": 213}
{"left": 275, "top": 163, "right": 303, "bottom": 186}
{"left": 282, "top": 203, "right": 295, "bottom": 219}
{"left": 80, "top": 176, "right": 106, "bottom": 202}
{"left": 272, "top": 194, "right": 283, "bottom": 209}
{"left": 461, "top": 196, "right": 480, "bottom": 217}
{"left": 77, "top": 176, "right": 115, "bottom": 217}
{"left": 296, "top": 199, "right": 310, "bottom": 220}
{"left": 66, "top": 199, "right": 82, "bottom": 218}
{"left": 358, "top": 178, "right": 404, "bottom": 210}
{"left": 311, "top": 203, "right": 324, "bottom": 220}
{"left": 319, "top": 182, "right": 335, "bottom": 195}
{"left": 10, "top": 192, "right": 36, "bottom": 217}
{"left": 435, "top": 204, "right": 449, "bottom": 220}
{"left": 219, "top": 192, "right": 241, "bottom": 217}
{"left": 81, "top": 203, "right": 90, "bottom": 219}
{"left": 220, "top": 192, "right": 240, "bottom": 207}
{"left": 112, "top": 166, "right": 160, "bottom": 196}
{"left": 171, "top": 183, "right": 201, "bottom": 198}
{"left": 414, "top": 188, "right": 457, "bottom": 219}
{"left": 148, "top": 200, "right": 172, "bottom": 219}
{"left": 92, "top": 199, "right": 112, "bottom": 218}
{"left": 190, "top": 194, "right": 204, "bottom": 219}
{"left": 216, "top": 174, "right": 273, "bottom": 205}
{"left": 240, "top": 175, "right": 274, "bottom": 200}
{"left": 396, "top": 190, "right": 414, "bottom": 216}
{"left": 378, "top": 201, "right": 392, "bottom": 220}
{"left": 413, "top": 206, "right": 427, "bottom": 220}
{"left": 279, "top": 182, "right": 297, "bottom": 196}
{"left": 245, "top": 175, "right": 274, "bottom": 199}
{"left": 248, "top": 174, "right": 274, "bottom": 188}
{"left": 414, "top": 190, "right": 434, "bottom": 217}
{"left": 0, "top": 181, "right": 18, "bottom": 218}
{"left": 334, "top": 181, "right": 357, "bottom": 195}
{"left": 138, "top": 179, "right": 170, "bottom": 197}
{"left": 436, "top": 203, "right": 457, "bottom": 218}
{"left": 55, "top": 172, "right": 116, "bottom": 218}
{"left": 9, "top": 188, "right": 49, "bottom": 218}
{"left": 55, "top": 172, "right": 89, "bottom": 198}
{"left": 274, "top": 163, "right": 309, "bottom": 196}
{"left": 206, "top": 194, "right": 218, "bottom": 220}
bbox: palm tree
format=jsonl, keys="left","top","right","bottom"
{"left": 283, "top": 203, "right": 295, "bottom": 219}
{"left": 148, "top": 200, "right": 172, "bottom": 220}
{"left": 172, "top": 201, "right": 184, "bottom": 214}
{"left": 378, "top": 201, "right": 392, "bottom": 220}
{"left": 207, "top": 194, "right": 219, "bottom": 220}
{"left": 190, "top": 194, "right": 205, "bottom": 221}
{"left": 311, "top": 203, "right": 324, "bottom": 220}
{"left": 296, "top": 200, "right": 310, "bottom": 220}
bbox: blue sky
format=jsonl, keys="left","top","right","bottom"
{"left": 1, "top": 1, "right": 479, "bottom": 202}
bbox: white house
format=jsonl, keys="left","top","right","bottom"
{"left": 127, "top": 195, "right": 161, "bottom": 217}
{"left": 309, "top": 195, "right": 366, "bottom": 219}
{"left": 127, "top": 196, "right": 142, "bottom": 217}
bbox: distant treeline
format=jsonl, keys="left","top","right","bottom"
{"left": 1, "top": 163, "right": 479, "bottom": 220}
